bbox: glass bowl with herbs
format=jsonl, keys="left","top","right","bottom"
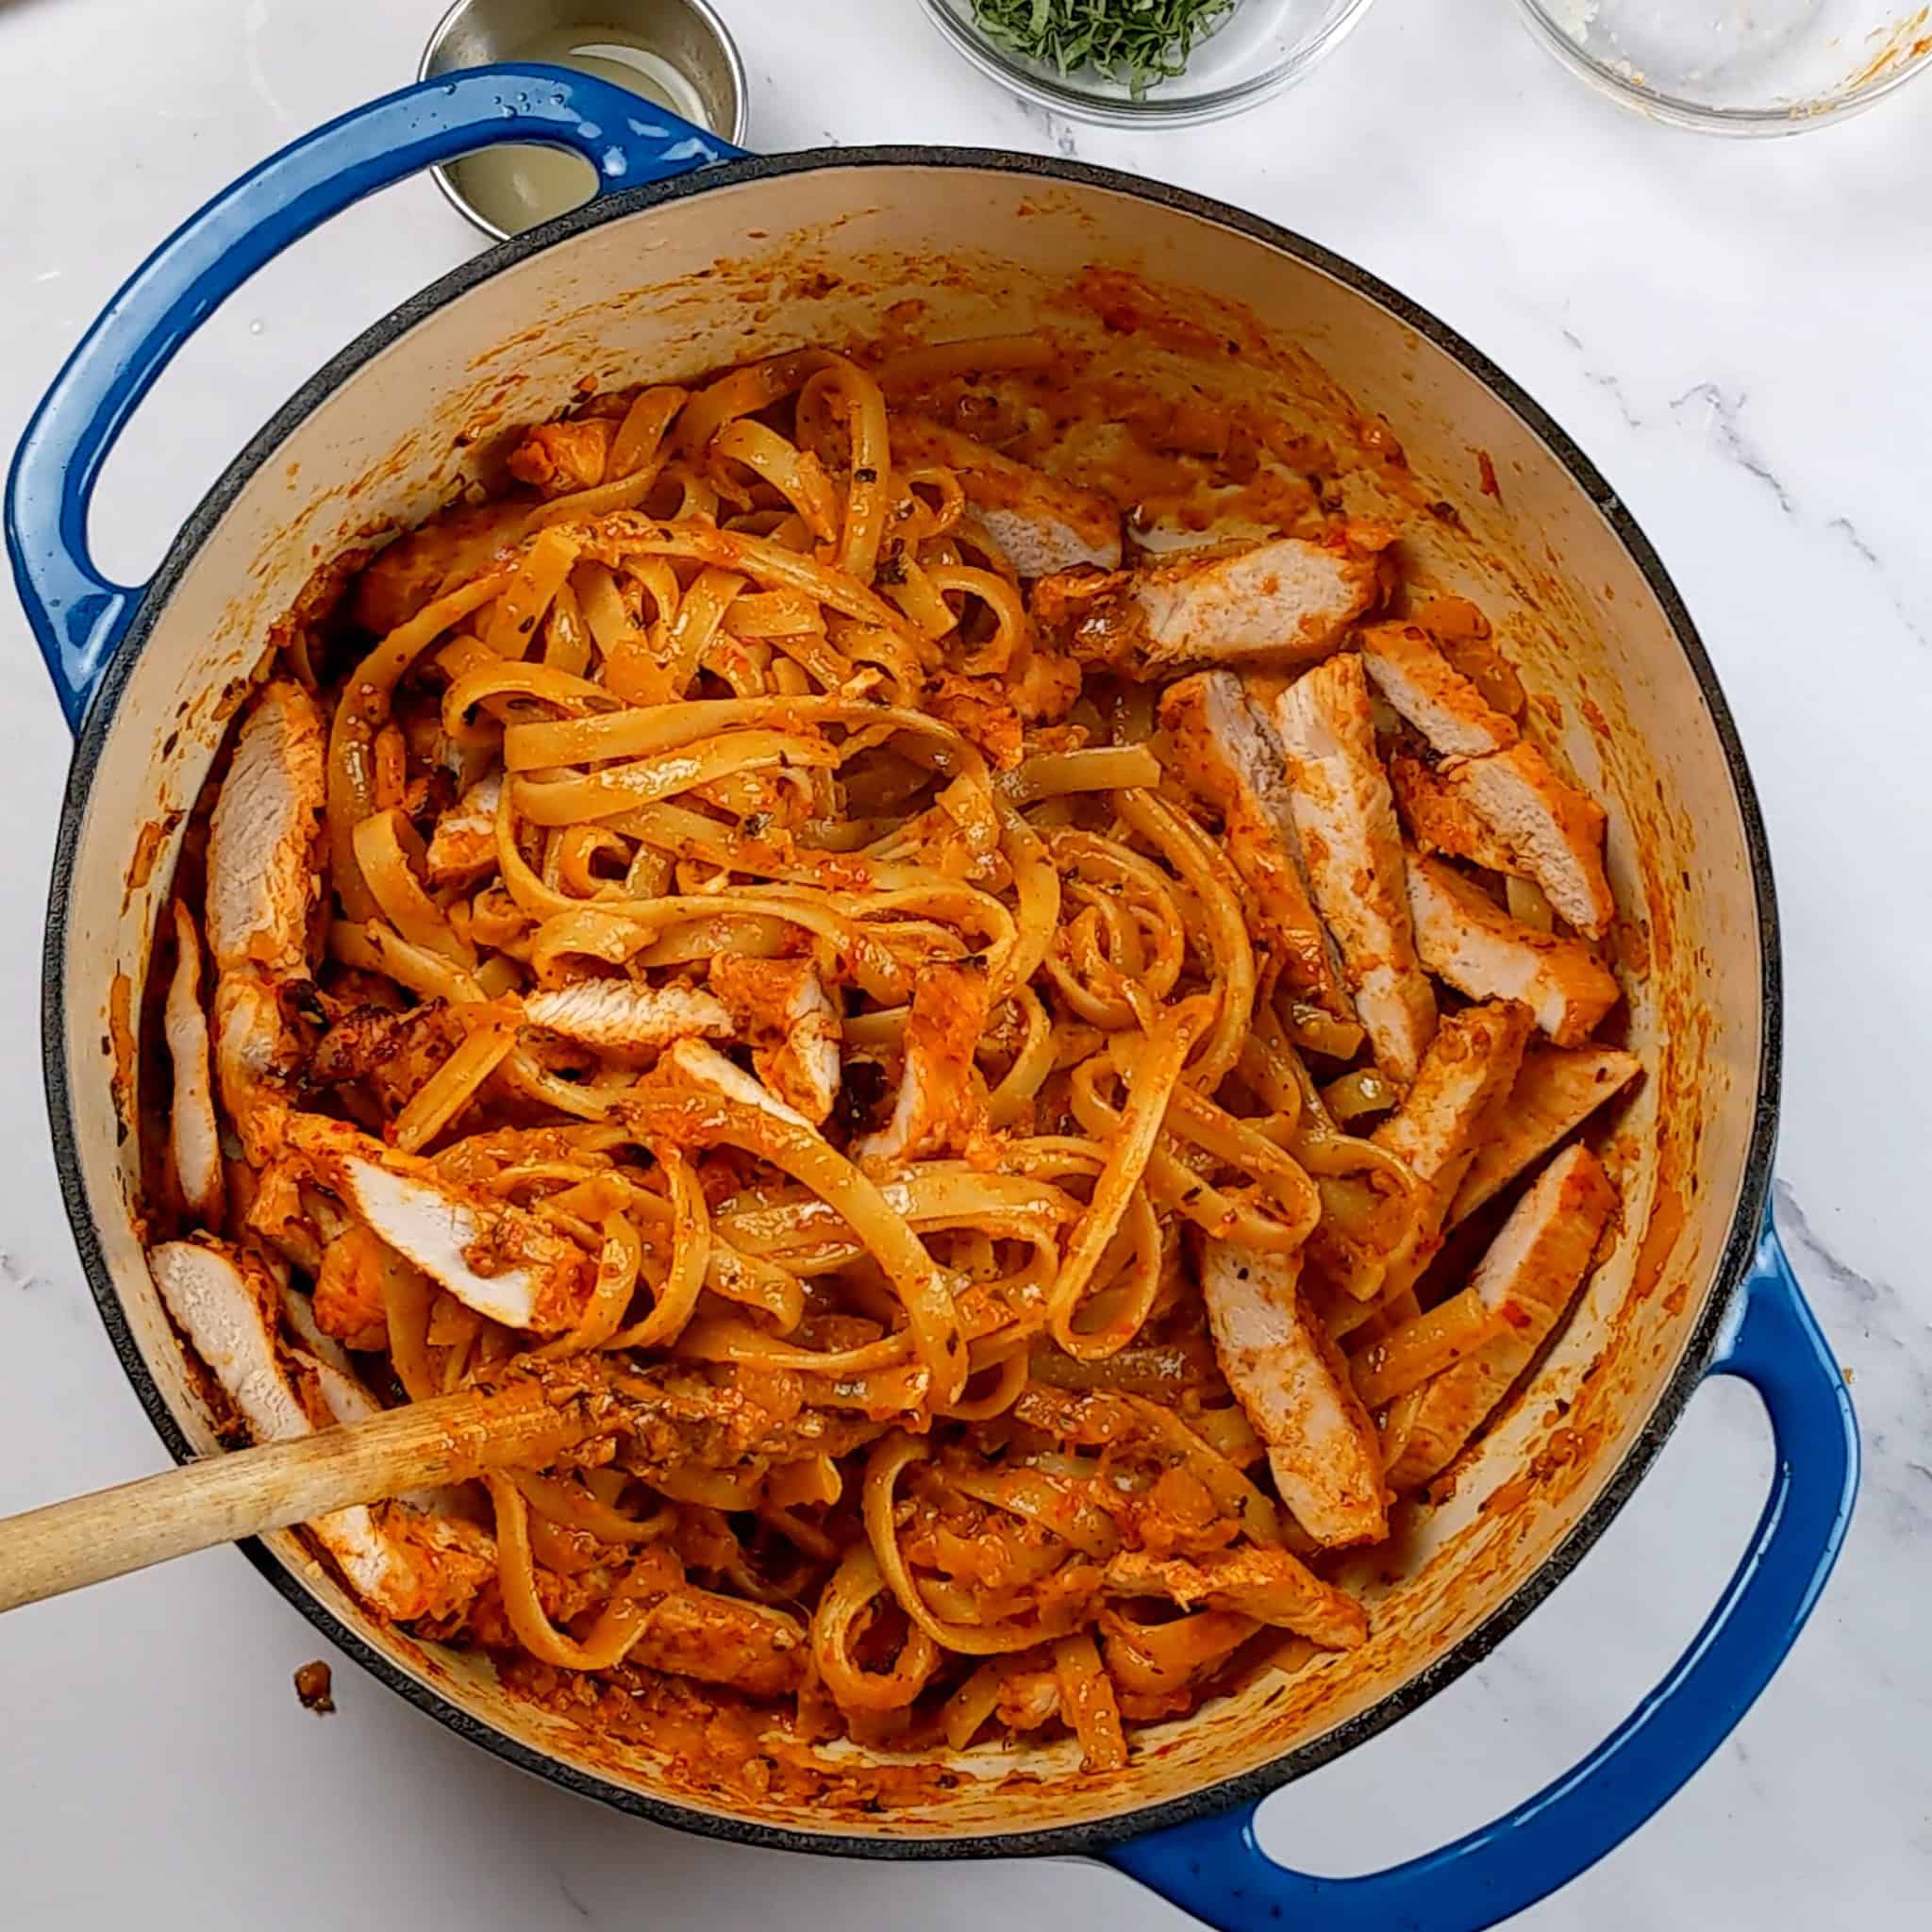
{"left": 920, "top": 0, "right": 1378, "bottom": 122}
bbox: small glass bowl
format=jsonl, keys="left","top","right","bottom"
{"left": 918, "top": 0, "right": 1378, "bottom": 125}
{"left": 1514, "top": 0, "right": 1932, "bottom": 133}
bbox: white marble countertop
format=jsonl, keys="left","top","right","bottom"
{"left": 2, "top": 1, "right": 1927, "bottom": 1926}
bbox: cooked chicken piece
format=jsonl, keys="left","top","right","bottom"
{"left": 361, "top": 1507, "right": 498, "bottom": 1623}
{"left": 854, "top": 959, "right": 991, "bottom": 1167}
{"left": 994, "top": 1666, "right": 1064, "bottom": 1730}
{"left": 1357, "top": 622, "right": 1517, "bottom": 758}
{"left": 1354, "top": 622, "right": 1613, "bottom": 937}
{"left": 522, "top": 978, "right": 732, "bottom": 1058}
{"left": 149, "top": 1240, "right": 491, "bottom": 1621}
{"left": 1037, "top": 531, "right": 1386, "bottom": 681}
{"left": 305, "top": 1000, "right": 469, "bottom": 1115}
{"left": 1158, "top": 671, "right": 1354, "bottom": 1019}
{"left": 1441, "top": 741, "right": 1614, "bottom": 938}
{"left": 891, "top": 416, "right": 1123, "bottom": 576}
{"left": 281, "top": 1280, "right": 355, "bottom": 1377}
{"left": 1449, "top": 1044, "right": 1641, "bottom": 1226}
{"left": 286, "top": 1116, "right": 591, "bottom": 1335}
{"left": 213, "top": 972, "right": 299, "bottom": 1163}
{"left": 1372, "top": 1000, "right": 1534, "bottom": 1284}
{"left": 242, "top": 1157, "right": 331, "bottom": 1275}
{"left": 507, "top": 417, "right": 616, "bottom": 498}
{"left": 1389, "top": 753, "right": 1523, "bottom": 874}
{"left": 1198, "top": 1239, "right": 1387, "bottom": 1547}
{"left": 203, "top": 683, "right": 325, "bottom": 1164}
{"left": 926, "top": 669, "right": 1025, "bottom": 771}
{"left": 425, "top": 775, "right": 502, "bottom": 888}
{"left": 627, "top": 1587, "right": 808, "bottom": 1699}
{"left": 352, "top": 501, "right": 526, "bottom": 636}
{"left": 163, "top": 902, "right": 224, "bottom": 1224}
{"left": 1104, "top": 1547, "right": 1368, "bottom": 1650}
{"left": 311, "top": 1222, "right": 393, "bottom": 1353}
{"left": 205, "top": 679, "right": 325, "bottom": 976}
{"left": 652, "top": 1036, "right": 819, "bottom": 1134}
{"left": 1387, "top": 1144, "right": 1618, "bottom": 1488}
{"left": 1008, "top": 642, "right": 1084, "bottom": 725}
{"left": 708, "top": 956, "right": 841, "bottom": 1124}
{"left": 1407, "top": 598, "right": 1525, "bottom": 716}
{"left": 1407, "top": 856, "right": 1619, "bottom": 1047}
{"left": 1273, "top": 657, "right": 1437, "bottom": 1081}
{"left": 153, "top": 1239, "right": 315, "bottom": 1440}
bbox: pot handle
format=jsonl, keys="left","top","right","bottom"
{"left": 4, "top": 64, "right": 745, "bottom": 730}
{"left": 1108, "top": 1211, "right": 1857, "bottom": 1932}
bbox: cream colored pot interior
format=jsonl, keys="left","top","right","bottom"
{"left": 57, "top": 163, "right": 1761, "bottom": 1840}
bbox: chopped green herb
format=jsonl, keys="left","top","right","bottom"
{"left": 969, "top": 0, "right": 1237, "bottom": 97}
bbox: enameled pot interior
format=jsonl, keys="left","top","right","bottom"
{"left": 47, "top": 157, "right": 1770, "bottom": 1849}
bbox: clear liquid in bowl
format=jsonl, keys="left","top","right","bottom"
{"left": 447, "top": 25, "right": 715, "bottom": 236}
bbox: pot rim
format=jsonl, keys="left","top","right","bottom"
{"left": 42, "top": 145, "right": 1781, "bottom": 1861}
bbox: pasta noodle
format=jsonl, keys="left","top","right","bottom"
{"left": 149, "top": 329, "right": 1631, "bottom": 1796}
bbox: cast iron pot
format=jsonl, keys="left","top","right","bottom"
{"left": 5, "top": 67, "right": 1858, "bottom": 1932}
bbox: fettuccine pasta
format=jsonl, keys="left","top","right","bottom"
{"left": 145, "top": 325, "right": 1636, "bottom": 1802}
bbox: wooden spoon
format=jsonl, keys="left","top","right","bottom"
{"left": 0, "top": 1381, "right": 596, "bottom": 1615}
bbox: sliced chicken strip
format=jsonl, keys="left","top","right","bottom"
{"left": 1372, "top": 1000, "right": 1534, "bottom": 1284}
{"left": 1356, "top": 623, "right": 1613, "bottom": 937}
{"left": 1198, "top": 1239, "right": 1387, "bottom": 1547}
{"left": 708, "top": 955, "right": 842, "bottom": 1124}
{"left": 280, "top": 1280, "right": 355, "bottom": 1377}
{"left": 855, "top": 959, "right": 991, "bottom": 1167}
{"left": 164, "top": 902, "right": 224, "bottom": 1224}
{"left": 1407, "top": 855, "right": 1619, "bottom": 1047}
{"left": 1441, "top": 741, "right": 1614, "bottom": 939}
{"left": 153, "top": 1239, "right": 314, "bottom": 1441}
{"left": 245, "top": 1157, "right": 329, "bottom": 1276}
{"left": 425, "top": 774, "right": 503, "bottom": 889}
{"left": 508, "top": 417, "right": 617, "bottom": 497}
{"left": 627, "top": 1587, "right": 808, "bottom": 1699}
{"left": 285, "top": 1116, "right": 592, "bottom": 1335}
{"left": 657, "top": 1035, "right": 819, "bottom": 1132}
{"left": 1449, "top": 1044, "right": 1641, "bottom": 1226}
{"left": 1104, "top": 1547, "right": 1368, "bottom": 1650}
{"left": 1357, "top": 622, "right": 1517, "bottom": 758}
{"left": 149, "top": 1240, "right": 491, "bottom": 1621}
{"left": 1158, "top": 671, "right": 1354, "bottom": 1019}
{"left": 205, "top": 679, "right": 325, "bottom": 977}
{"left": 311, "top": 1222, "right": 393, "bottom": 1353}
{"left": 995, "top": 1667, "right": 1064, "bottom": 1731}
{"left": 1387, "top": 1144, "right": 1618, "bottom": 1489}
{"left": 1273, "top": 656, "right": 1437, "bottom": 1081}
{"left": 522, "top": 979, "right": 732, "bottom": 1055}
{"left": 1037, "top": 531, "right": 1386, "bottom": 681}
{"left": 1389, "top": 752, "right": 1523, "bottom": 874}
{"left": 352, "top": 500, "right": 525, "bottom": 636}
{"left": 890, "top": 416, "right": 1123, "bottom": 576}
{"left": 213, "top": 972, "right": 298, "bottom": 1164}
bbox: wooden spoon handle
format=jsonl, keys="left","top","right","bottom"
{"left": 0, "top": 1383, "right": 588, "bottom": 1614}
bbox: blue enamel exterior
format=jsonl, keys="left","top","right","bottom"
{"left": 2, "top": 74, "right": 1858, "bottom": 1928}
{"left": 1107, "top": 1217, "right": 1857, "bottom": 1931}
{"left": 3, "top": 64, "right": 741, "bottom": 728}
